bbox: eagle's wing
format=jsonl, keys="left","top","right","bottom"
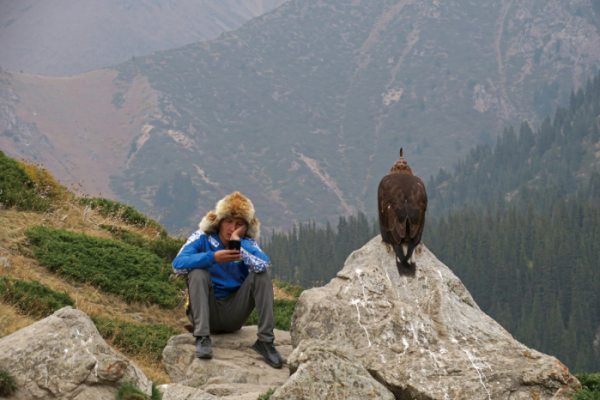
{"left": 378, "top": 174, "right": 427, "bottom": 246}
{"left": 408, "top": 176, "right": 427, "bottom": 245}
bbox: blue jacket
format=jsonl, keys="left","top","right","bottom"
{"left": 172, "top": 230, "right": 270, "bottom": 298}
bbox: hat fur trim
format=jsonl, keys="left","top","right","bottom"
{"left": 199, "top": 192, "right": 260, "bottom": 239}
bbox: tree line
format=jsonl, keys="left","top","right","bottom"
{"left": 260, "top": 213, "right": 378, "bottom": 287}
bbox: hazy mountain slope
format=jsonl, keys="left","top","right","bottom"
{"left": 0, "top": 0, "right": 287, "bottom": 77}
{"left": 0, "top": 67, "right": 159, "bottom": 198}
{"left": 109, "top": 0, "right": 600, "bottom": 229}
{"left": 3, "top": 0, "right": 600, "bottom": 232}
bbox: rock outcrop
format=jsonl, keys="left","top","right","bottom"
{"left": 291, "top": 236, "right": 580, "bottom": 400}
{"left": 270, "top": 339, "right": 395, "bottom": 400}
{"left": 162, "top": 326, "right": 292, "bottom": 398}
{"left": 0, "top": 307, "right": 151, "bottom": 400}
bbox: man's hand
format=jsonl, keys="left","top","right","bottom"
{"left": 230, "top": 225, "right": 247, "bottom": 241}
{"left": 214, "top": 250, "right": 242, "bottom": 263}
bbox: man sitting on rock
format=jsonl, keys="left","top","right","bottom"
{"left": 172, "top": 191, "right": 283, "bottom": 368}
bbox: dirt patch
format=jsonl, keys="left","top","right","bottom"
{"left": 293, "top": 150, "right": 354, "bottom": 215}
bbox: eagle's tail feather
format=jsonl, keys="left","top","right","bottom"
{"left": 392, "top": 243, "right": 416, "bottom": 276}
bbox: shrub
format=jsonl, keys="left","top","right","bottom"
{"left": 0, "top": 367, "right": 17, "bottom": 397}
{"left": 114, "top": 382, "right": 162, "bottom": 400}
{"left": 574, "top": 373, "right": 600, "bottom": 400}
{"left": 245, "top": 299, "right": 297, "bottom": 331}
{"left": 0, "top": 277, "right": 74, "bottom": 318}
{"left": 0, "top": 150, "right": 53, "bottom": 211}
{"left": 26, "top": 225, "right": 184, "bottom": 308}
{"left": 79, "top": 197, "right": 164, "bottom": 232}
{"left": 101, "top": 225, "right": 184, "bottom": 263}
{"left": 17, "top": 159, "right": 69, "bottom": 202}
{"left": 93, "top": 316, "right": 181, "bottom": 362}
{"left": 151, "top": 383, "right": 162, "bottom": 400}
{"left": 257, "top": 388, "right": 275, "bottom": 400}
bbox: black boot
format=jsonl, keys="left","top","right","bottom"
{"left": 252, "top": 339, "right": 283, "bottom": 369}
{"left": 195, "top": 336, "right": 213, "bottom": 359}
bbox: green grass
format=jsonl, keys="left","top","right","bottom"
{"left": 0, "top": 277, "right": 74, "bottom": 318}
{"left": 0, "top": 150, "right": 52, "bottom": 211}
{"left": 79, "top": 197, "right": 164, "bottom": 232}
{"left": 257, "top": 388, "right": 275, "bottom": 400}
{"left": 272, "top": 280, "right": 305, "bottom": 299}
{"left": 115, "top": 382, "right": 162, "bottom": 400}
{"left": 574, "top": 373, "right": 600, "bottom": 400}
{"left": 0, "top": 367, "right": 17, "bottom": 397}
{"left": 100, "top": 225, "right": 184, "bottom": 263}
{"left": 245, "top": 299, "right": 297, "bottom": 331}
{"left": 25, "top": 225, "right": 184, "bottom": 308}
{"left": 93, "top": 316, "right": 182, "bottom": 362}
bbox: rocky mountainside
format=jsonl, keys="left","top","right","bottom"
{"left": 2, "top": 0, "right": 600, "bottom": 231}
{"left": 0, "top": 0, "right": 287, "bottom": 77}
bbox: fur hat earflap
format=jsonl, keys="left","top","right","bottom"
{"left": 199, "top": 192, "right": 261, "bottom": 239}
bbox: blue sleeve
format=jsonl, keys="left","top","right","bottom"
{"left": 240, "top": 238, "right": 270, "bottom": 273}
{"left": 172, "top": 237, "right": 216, "bottom": 271}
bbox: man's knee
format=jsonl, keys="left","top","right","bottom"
{"left": 188, "top": 268, "right": 212, "bottom": 287}
{"left": 251, "top": 271, "right": 273, "bottom": 295}
{"left": 251, "top": 270, "right": 271, "bottom": 284}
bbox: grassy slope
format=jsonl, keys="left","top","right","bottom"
{"left": 0, "top": 206, "right": 184, "bottom": 382}
{"left": 0, "top": 199, "right": 300, "bottom": 384}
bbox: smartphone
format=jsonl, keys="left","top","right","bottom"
{"left": 229, "top": 239, "right": 241, "bottom": 252}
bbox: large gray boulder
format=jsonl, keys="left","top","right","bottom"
{"left": 0, "top": 307, "right": 151, "bottom": 400}
{"left": 270, "top": 339, "right": 395, "bottom": 400}
{"left": 291, "top": 237, "right": 580, "bottom": 400}
{"left": 162, "top": 326, "right": 292, "bottom": 398}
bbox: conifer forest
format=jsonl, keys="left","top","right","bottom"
{"left": 262, "top": 71, "right": 600, "bottom": 373}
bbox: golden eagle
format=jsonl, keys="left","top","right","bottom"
{"left": 378, "top": 148, "right": 427, "bottom": 275}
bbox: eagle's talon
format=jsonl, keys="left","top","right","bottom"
{"left": 384, "top": 242, "right": 392, "bottom": 253}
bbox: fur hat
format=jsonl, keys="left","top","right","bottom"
{"left": 199, "top": 192, "right": 261, "bottom": 239}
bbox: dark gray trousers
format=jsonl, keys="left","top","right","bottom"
{"left": 186, "top": 268, "right": 275, "bottom": 342}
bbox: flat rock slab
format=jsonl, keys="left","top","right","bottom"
{"left": 159, "top": 383, "right": 275, "bottom": 400}
{"left": 0, "top": 307, "right": 151, "bottom": 400}
{"left": 291, "top": 237, "right": 580, "bottom": 400}
{"left": 163, "top": 326, "right": 292, "bottom": 396}
{"left": 270, "top": 339, "right": 395, "bottom": 400}
{"left": 158, "top": 384, "right": 218, "bottom": 400}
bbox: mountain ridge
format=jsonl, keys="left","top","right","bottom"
{"left": 3, "top": 0, "right": 600, "bottom": 231}
{"left": 0, "top": 0, "right": 287, "bottom": 77}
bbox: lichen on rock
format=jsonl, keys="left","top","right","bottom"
{"left": 290, "top": 236, "right": 580, "bottom": 400}
{"left": 0, "top": 307, "right": 151, "bottom": 400}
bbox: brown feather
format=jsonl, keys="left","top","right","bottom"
{"left": 378, "top": 169, "right": 427, "bottom": 248}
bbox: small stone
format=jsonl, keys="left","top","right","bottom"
{"left": 0, "top": 257, "right": 10, "bottom": 268}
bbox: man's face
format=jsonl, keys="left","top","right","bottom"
{"left": 219, "top": 217, "right": 247, "bottom": 241}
